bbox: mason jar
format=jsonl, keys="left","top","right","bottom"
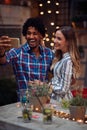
{"left": 43, "top": 104, "right": 52, "bottom": 124}
{"left": 22, "top": 103, "right": 32, "bottom": 123}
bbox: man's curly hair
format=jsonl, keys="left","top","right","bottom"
{"left": 22, "top": 17, "right": 46, "bottom": 37}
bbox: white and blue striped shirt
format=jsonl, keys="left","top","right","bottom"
{"left": 51, "top": 52, "right": 73, "bottom": 100}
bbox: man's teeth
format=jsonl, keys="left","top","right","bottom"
{"left": 30, "top": 40, "right": 35, "bottom": 42}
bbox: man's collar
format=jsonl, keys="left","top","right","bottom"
{"left": 23, "top": 42, "right": 44, "bottom": 55}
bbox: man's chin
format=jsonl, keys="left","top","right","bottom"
{"left": 30, "top": 46, "right": 37, "bottom": 49}
{"left": 54, "top": 47, "right": 60, "bottom": 50}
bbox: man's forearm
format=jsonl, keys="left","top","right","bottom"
{"left": 0, "top": 54, "right": 6, "bottom": 64}
{"left": 0, "top": 51, "right": 5, "bottom": 58}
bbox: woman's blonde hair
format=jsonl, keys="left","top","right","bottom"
{"left": 51, "top": 26, "right": 81, "bottom": 79}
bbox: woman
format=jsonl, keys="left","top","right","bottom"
{"left": 50, "top": 26, "right": 81, "bottom": 101}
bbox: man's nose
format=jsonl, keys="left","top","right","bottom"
{"left": 30, "top": 34, "right": 34, "bottom": 38}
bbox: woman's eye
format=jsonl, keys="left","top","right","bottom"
{"left": 57, "top": 37, "right": 61, "bottom": 40}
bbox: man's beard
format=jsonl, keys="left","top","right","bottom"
{"left": 29, "top": 45, "right": 38, "bottom": 50}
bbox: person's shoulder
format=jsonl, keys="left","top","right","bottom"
{"left": 63, "top": 53, "right": 71, "bottom": 60}
{"left": 62, "top": 56, "right": 72, "bottom": 66}
{"left": 43, "top": 46, "right": 53, "bottom": 54}
{"left": 10, "top": 43, "right": 29, "bottom": 54}
{"left": 19, "top": 43, "right": 29, "bottom": 52}
{"left": 20, "top": 42, "right": 27, "bottom": 48}
{"left": 44, "top": 47, "right": 54, "bottom": 59}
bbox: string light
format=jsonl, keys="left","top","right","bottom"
{"left": 40, "top": 11, "right": 44, "bottom": 15}
{"left": 55, "top": 2, "right": 59, "bottom": 6}
{"left": 47, "top": 0, "right": 51, "bottom": 4}
{"left": 56, "top": 26, "right": 60, "bottom": 29}
{"left": 52, "top": 32, "right": 55, "bottom": 36}
{"left": 39, "top": 3, "right": 43, "bottom": 7}
{"left": 38, "top": 0, "right": 60, "bottom": 46}
{"left": 50, "top": 22, "right": 55, "bottom": 26}
{"left": 50, "top": 42, "right": 54, "bottom": 47}
{"left": 45, "top": 34, "right": 49, "bottom": 37}
{"left": 46, "top": 38, "right": 50, "bottom": 42}
{"left": 47, "top": 10, "right": 52, "bottom": 14}
{"left": 55, "top": 11, "right": 59, "bottom": 14}
{"left": 51, "top": 37, "right": 54, "bottom": 41}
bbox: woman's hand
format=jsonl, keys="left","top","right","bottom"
{"left": 34, "top": 80, "right": 43, "bottom": 86}
{"left": 48, "top": 84, "right": 53, "bottom": 94}
{"left": 28, "top": 80, "right": 44, "bottom": 86}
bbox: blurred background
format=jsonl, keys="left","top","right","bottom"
{"left": 0, "top": 0, "right": 87, "bottom": 105}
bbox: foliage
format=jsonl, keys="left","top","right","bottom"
{"left": 69, "top": 86, "right": 87, "bottom": 107}
{"left": 61, "top": 99, "right": 70, "bottom": 109}
{"left": 20, "top": 82, "right": 51, "bottom": 109}
{"left": 20, "top": 81, "right": 51, "bottom": 109}
{"left": 69, "top": 95, "right": 87, "bottom": 106}
{"left": 28, "top": 83, "right": 50, "bottom": 97}
{"left": 61, "top": 86, "right": 87, "bottom": 108}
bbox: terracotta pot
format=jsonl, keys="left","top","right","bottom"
{"left": 69, "top": 105, "right": 86, "bottom": 121}
{"left": 29, "top": 96, "right": 50, "bottom": 112}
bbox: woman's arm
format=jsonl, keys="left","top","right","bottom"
{"left": 60, "top": 60, "right": 73, "bottom": 92}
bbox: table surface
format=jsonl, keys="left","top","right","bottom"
{"left": 0, "top": 102, "right": 87, "bottom": 130}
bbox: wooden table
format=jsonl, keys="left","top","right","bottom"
{"left": 0, "top": 103, "right": 87, "bottom": 130}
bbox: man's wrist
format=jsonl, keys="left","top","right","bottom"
{"left": 0, "top": 52, "right": 5, "bottom": 58}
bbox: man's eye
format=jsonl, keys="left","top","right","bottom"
{"left": 27, "top": 32, "right": 31, "bottom": 35}
{"left": 33, "top": 32, "right": 37, "bottom": 35}
{"left": 27, "top": 32, "right": 38, "bottom": 35}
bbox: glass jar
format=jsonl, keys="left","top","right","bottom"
{"left": 19, "top": 89, "right": 32, "bottom": 123}
{"left": 43, "top": 104, "right": 52, "bottom": 124}
{"left": 22, "top": 103, "right": 32, "bottom": 123}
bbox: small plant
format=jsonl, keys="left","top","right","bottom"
{"left": 69, "top": 86, "right": 87, "bottom": 107}
{"left": 61, "top": 86, "right": 87, "bottom": 108}
{"left": 28, "top": 80, "right": 50, "bottom": 97}
{"left": 68, "top": 86, "right": 87, "bottom": 121}
{"left": 69, "top": 95, "right": 87, "bottom": 106}
{"left": 27, "top": 80, "right": 51, "bottom": 109}
{"left": 61, "top": 99, "right": 70, "bottom": 109}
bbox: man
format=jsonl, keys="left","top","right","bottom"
{"left": 0, "top": 17, "right": 54, "bottom": 100}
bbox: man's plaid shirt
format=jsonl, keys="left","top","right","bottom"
{"left": 6, "top": 43, "right": 54, "bottom": 91}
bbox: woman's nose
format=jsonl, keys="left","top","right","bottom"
{"left": 54, "top": 38, "right": 57, "bottom": 43}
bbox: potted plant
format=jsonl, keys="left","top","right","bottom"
{"left": 69, "top": 87, "right": 87, "bottom": 121}
{"left": 27, "top": 80, "right": 51, "bottom": 112}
